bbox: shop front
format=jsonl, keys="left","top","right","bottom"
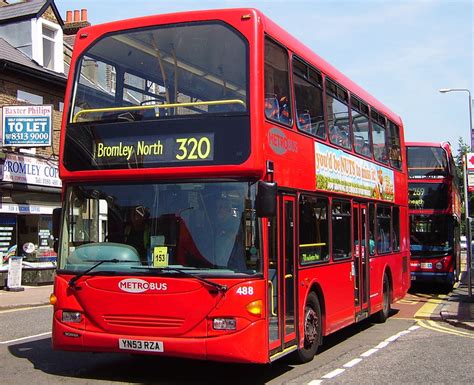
{"left": 0, "top": 152, "right": 61, "bottom": 266}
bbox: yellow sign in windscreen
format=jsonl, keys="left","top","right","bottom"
{"left": 153, "top": 246, "right": 169, "bottom": 268}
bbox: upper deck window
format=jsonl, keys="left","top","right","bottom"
{"left": 371, "top": 110, "right": 389, "bottom": 165}
{"left": 70, "top": 22, "right": 248, "bottom": 123}
{"left": 351, "top": 96, "right": 372, "bottom": 158}
{"left": 264, "top": 38, "right": 292, "bottom": 126}
{"left": 326, "top": 80, "right": 351, "bottom": 150}
{"left": 407, "top": 146, "right": 448, "bottom": 179}
{"left": 387, "top": 120, "right": 402, "bottom": 169}
{"left": 292, "top": 57, "right": 325, "bottom": 138}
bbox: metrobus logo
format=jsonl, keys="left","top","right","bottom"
{"left": 118, "top": 278, "right": 167, "bottom": 293}
{"left": 268, "top": 127, "right": 298, "bottom": 155}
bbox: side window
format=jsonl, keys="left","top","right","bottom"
{"left": 392, "top": 206, "right": 400, "bottom": 252}
{"left": 351, "top": 97, "right": 372, "bottom": 158}
{"left": 293, "top": 58, "right": 325, "bottom": 139}
{"left": 387, "top": 120, "right": 402, "bottom": 169}
{"left": 332, "top": 200, "right": 351, "bottom": 260}
{"left": 264, "top": 38, "right": 292, "bottom": 126}
{"left": 376, "top": 205, "right": 391, "bottom": 254}
{"left": 371, "top": 110, "right": 389, "bottom": 164}
{"left": 369, "top": 203, "right": 376, "bottom": 256}
{"left": 299, "top": 195, "right": 329, "bottom": 264}
{"left": 326, "top": 80, "right": 351, "bottom": 150}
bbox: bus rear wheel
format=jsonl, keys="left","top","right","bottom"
{"left": 296, "top": 292, "right": 321, "bottom": 363}
{"left": 373, "top": 273, "right": 391, "bottom": 323}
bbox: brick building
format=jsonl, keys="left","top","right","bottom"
{"left": 0, "top": 0, "right": 88, "bottom": 265}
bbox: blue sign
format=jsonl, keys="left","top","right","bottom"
{"left": 2, "top": 105, "right": 52, "bottom": 147}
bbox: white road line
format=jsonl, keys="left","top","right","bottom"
{"left": 321, "top": 368, "right": 345, "bottom": 379}
{"left": 0, "top": 331, "right": 51, "bottom": 345}
{"left": 343, "top": 358, "right": 363, "bottom": 368}
{"left": 306, "top": 325, "right": 419, "bottom": 384}
{"left": 385, "top": 333, "right": 401, "bottom": 342}
{"left": 375, "top": 340, "right": 390, "bottom": 349}
{"left": 360, "top": 348, "right": 378, "bottom": 357}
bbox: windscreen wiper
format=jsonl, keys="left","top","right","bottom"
{"left": 132, "top": 266, "right": 228, "bottom": 293}
{"left": 68, "top": 259, "right": 120, "bottom": 288}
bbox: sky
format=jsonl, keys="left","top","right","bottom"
{"left": 55, "top": 0, "right": 473, "bottom": 154}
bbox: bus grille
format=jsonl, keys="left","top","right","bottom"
{"left": 103, "top": 314, "right": 185, "bottom": 328}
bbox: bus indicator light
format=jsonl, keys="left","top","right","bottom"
{"left": 246, "top": 300, "right": 263, "bottom": 316}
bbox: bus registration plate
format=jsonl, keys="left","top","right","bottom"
{"left": 421, "top": 263, "right": 432, "bottom": 269}
{"left": 119, "top": 338, "right": 164, "bottom": 352}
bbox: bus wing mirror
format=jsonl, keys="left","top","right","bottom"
{"left": 256, "top": 181, "right": 277, "bottom": 217}
{"left": 52, "top": 208, "right": 62, "bottom": 239}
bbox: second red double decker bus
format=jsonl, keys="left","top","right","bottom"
{"left": 407, "top": 142, "right": 461, "bottom": 289}
{"left": 50, "top": 8, "right": 410, "bottom": 364}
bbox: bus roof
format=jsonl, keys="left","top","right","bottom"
{"left": 406, "top": 141, "right": 452, "bottom": 149}
{"left": 73, "top": 7, "right": 403, "bottom": 127}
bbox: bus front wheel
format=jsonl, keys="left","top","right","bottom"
{"left": 296, "top": 292, "right": 322, "bottom": 363}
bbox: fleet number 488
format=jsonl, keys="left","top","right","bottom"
{"left": 236, "top": 286, "right": 254, "bottom": 295}
{"left": 175, "top": 137, "right": 211, "bottom": 160}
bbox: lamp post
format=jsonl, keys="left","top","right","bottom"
{"left": 439, "top": 88, "right": 473, "bottom": 298}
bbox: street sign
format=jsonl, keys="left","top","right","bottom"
{"left": 2, "top": 105, "right": 52, "bottom": 147}
{"left": 466, "top": 152, "right": 474, "bottom": 171}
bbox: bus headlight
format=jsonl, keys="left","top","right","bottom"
{"left": 62, "top": 311, "right": 83, "bottom": 323}
{"left": 435, "top": 262, "right": 443, "bottom": 270}
{"left": 213, "top": 318, "right": 236, "bottom": 330}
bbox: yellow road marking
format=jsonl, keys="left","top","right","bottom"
{"left": 417, "top": 320, "right": 474, "bottom": 338}
{"left": 414, "top": 297, "right": 444, "bottom": 319}
{"left": 0, "top": 304, "right": 51, "bottom": 314}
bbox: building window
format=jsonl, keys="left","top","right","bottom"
{"left": 31, "top": 18, "right": 64, "bottom": 73}
{"left": 17, "top": 90, "right": 43, "bottom": 104}
{"left": 42, "top": 25, "right": 56, "bottom": 70}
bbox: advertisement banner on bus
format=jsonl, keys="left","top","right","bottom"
{"left": 315, "top": 142, "right": 394, "bottom": 201}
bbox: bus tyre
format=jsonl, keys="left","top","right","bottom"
{"left": 296, "top": 292, "right": 321, "bottom": 363}
{"left": 374, "top": 273, "right": 390, "bottom": 323}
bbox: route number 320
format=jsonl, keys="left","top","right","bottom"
{"left": 175, "top": 137, "right": 211, "bottom": 160}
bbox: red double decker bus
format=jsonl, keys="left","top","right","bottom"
{"left": 407, "top": 142, "right": 461, "bottom": 289}
{"left": 50, "top": 8, "right": 409, "bottom": 364}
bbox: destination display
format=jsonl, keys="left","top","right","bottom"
{"left": 93, "top": 134, "right": 214, "bottom": 164}
{"left": 63, "top": 116, "right": 251, "bottom": 171}
{"left": 315, "top": 142, "right": 395, "bottom": 202}
{"left": 408, "top": 182, "right": 448, "bottom": 209}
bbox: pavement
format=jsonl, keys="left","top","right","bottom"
{"left": 1, "top": 272, "right": 473, "bottom": 331}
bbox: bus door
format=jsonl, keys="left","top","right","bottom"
{"left": 268, "top": 194, "right": 297, "bottom": 358}
{"left": 353, "top": 202, "right": 370, "bottom": 320}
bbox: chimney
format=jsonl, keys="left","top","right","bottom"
{"left": 63, "top": 9, "right": 91, "bottom": 36}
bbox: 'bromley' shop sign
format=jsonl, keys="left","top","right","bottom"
{"left": 2, "top": 105, "right": 52, "bottom": 147}
{"left": 2, "top": 153, "right": 61, "bottom": 188}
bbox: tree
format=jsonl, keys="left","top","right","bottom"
{"left": 455, "top": 137, "right": 474, "bottom": 233}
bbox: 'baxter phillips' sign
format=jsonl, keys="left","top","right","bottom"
{"left": 2, "top": 105, "right": 52, "bottom": 147}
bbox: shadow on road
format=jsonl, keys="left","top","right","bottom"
{"left": 8, "top": 337, "right": 294, "bottom": 384}
{"left": 7, "top": 310, "right": 400, "bottom": 384}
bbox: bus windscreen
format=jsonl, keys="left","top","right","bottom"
{"left": 407, "top": 146, "right": 448, "bottom": 178}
